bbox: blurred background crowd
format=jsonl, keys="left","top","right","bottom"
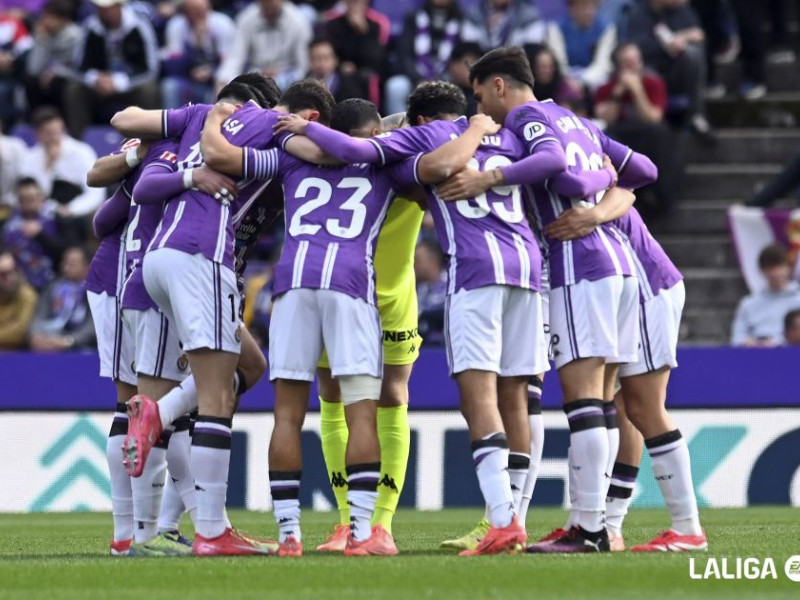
{"left": 1, "top": 0, "right": 800, "bottom": 353}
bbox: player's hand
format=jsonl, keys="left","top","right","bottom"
{"left": 545, "top": 207, "right": 599, "bottom": 241}
{"left": 192, "top": 166, "right": 238, "bottom": 203}
{"left": 209, "top": 101, "right": 236, "bottom": 124}
{"left": 274, "top": 113, "right": 311, "bottom": 136}
{"left": 469, "top": 113, "right": 500, "bottom": 135}
{"left": 603, "top": 154, "right": 618, "bottom": 186}
{"left": 436, "top": 168, "right": 493, "bottom": 201}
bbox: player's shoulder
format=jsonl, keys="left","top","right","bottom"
{"left": 506, "top": 100, "right": 559, "bottom": 143}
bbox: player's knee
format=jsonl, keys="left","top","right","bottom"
{"left": 339, "top": 375, "right": 382, "bottom": 406}
{"left": 379, "top": 378, "right": 407, "bottom": 407}
{"left": 623, "top": 397, "right": 648, "bottom": 431}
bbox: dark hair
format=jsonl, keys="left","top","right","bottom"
{"left": 785, "top": 309, "right": 800, "bottom": 332}
{"left": 279, "top": 79, "right": 336, "bottom": 126}
{"left": 450, "top": 41, "right": 483, "bottom": 64}
{"left": 44, "top": 0, "right": 75, "bottom": 20}
{"left": 309, "top": 36, "right": 335, "bottom": 53}
{"left": 468, "top": 46, "right": 535, "bottom": 91}
{"left": 31, "top": 105, "right": 62, "bottom": 129}
{"left": 230, "top": 72, "right": 282, "bottom": 108}
{"left": 217, "top": 81, "right": 267, "bottom": 107}
{"left": 758, "top": 243, "right": 788, "bottom": 270}
{"left": 16, "top": 176, "right": 41, "bottom": 191}
{"left": 611, "top": 42, "right": 639, "bottom": 68}
{"left": 331, "top": 98, "right": 380, "bottom": 134}
{"left": 407, "top": 81, "right": 467, "bottom": 126}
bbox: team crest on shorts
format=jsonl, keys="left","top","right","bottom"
{"left": 177, "top": 354, "right": 189, "bottom": 372}
{"left": 235, "top": 326, "right": 242, "bottom": 342}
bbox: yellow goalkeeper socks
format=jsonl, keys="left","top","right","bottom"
{"left": 319, "top": 397, "right": 350, "bottom": 526}
{"left": 372, "top": 405, "right": 410, "bottom": 534}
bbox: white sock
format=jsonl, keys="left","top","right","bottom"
{"left": 565, "top": 401, "right": 608, "bottom": 533}
{"left": 157, "top": 377, "right": 198, "bottom": 428}
{"left": 163, "top": 423, "right": 197, "bottom": 524}
{"left": 347, "top": 462, "right": 380, "bottom": 542}
{"left": 158, "top": 477, "right": 184, "bottom": 533}
{"left": 472, "top": 433, "right": 514, "bottom": 528}
{"left": 647, "top": 430, "right": 703, "bottom": 536}
{"left": 270, "top": 470, "right": 301, "bottom": 542}
{"left": 508, "top": 453, "right": 531, "bottom": 515}
{"left": 191, "top": 416, "right": 231, "bottom": 539}
{"left": 564, "top": 446, "right": 577, "bottom": 529}
{"left": 107, "top": 406, "right": 134, "bottom": 542}
{"left": 604, "top": 402, "right": 619, "bottom": 485}
{"left": 519, "top": 393, "right": 545, "bottom": 525}
{"left": 606, "top": 462, "right": 638, "bottom": 536}
{"left": 131, "top": 445, "right": 167, "bottom": 543}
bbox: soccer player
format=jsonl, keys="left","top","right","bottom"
{"left": 602, "top": 207, "right": 707, "bottom": 552}
{"left": 436, "top": 47, "right": 654, "bottom": 553}
{"left": 85, "top": 139, "right": 145, "bottom": 556}
{"left": 205, "top": 107, "right": 424, "bottom": 553}
{"left": 112, "top": 80, "right": 293, "bottom": 556}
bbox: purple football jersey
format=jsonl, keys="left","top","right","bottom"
{"left": 120, "top": 139, "right": 180, "bottom": 312}
{"left": 270, "top": 152, "right": 400, "bottom": 304}
{"left": 387, "top": 119, "right": 543, "bottom": 294}
{"left": 614, "top": 206, "right": 682, "bottom": 302}
{"left": 506, "top": 100, "right": 636, "bottom": 289}
{"left": 85, "top": 219, "right": 126, "bottom": 297}
{"left": 148, "top": 102, "right": 279, "bottom": 269}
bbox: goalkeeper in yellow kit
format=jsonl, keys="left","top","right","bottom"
{"left": 315, "top": 113, "right": 424, "bottom": 553}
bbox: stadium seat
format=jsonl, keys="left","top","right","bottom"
{"left": 10, "top": 123, "right": 36, "bottom": 147}
{"left": 82, "top": 125, "right": 124, "bottom": 157}
{"left": 371, "top": 0, "right": 423, "bottom": 36}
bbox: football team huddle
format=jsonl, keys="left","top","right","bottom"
{"left": 86, "top": 45, "right": 707, "bottom": 558}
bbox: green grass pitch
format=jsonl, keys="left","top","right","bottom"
{"left": 1, "top": 507, "right": 798, "bottom": 599}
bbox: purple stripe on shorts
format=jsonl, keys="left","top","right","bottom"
{"left": 215, "top": 264, "right": 223, "bottom": 350}
{"left": 193, "top": 426, "right": 231, "bottom": 438}
{"left": 564, "top": 285, "right": 579, "bottom": 360}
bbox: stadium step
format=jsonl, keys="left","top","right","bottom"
{"left": 680, "top": 164, "right": 782, "bottom": 200}
{"left": 715, "top": 61, "right": 800, "bottom": 94}
{"left": 685, "top": 129, "right": 800, "bottom": 164}
{"left": 682, "top": 268, "right": 748, "bottom": 308}
{"left": 706, "top": 92, "right": 800, "bottom": 128}
{"left": 680, "top": 306, "right": 738, "bottom": 344}
{"left": 648, "top": 200, "right": 735, "bottom": 235}
{"left": 656, "top": 234, "right": 738, "bottom": 269}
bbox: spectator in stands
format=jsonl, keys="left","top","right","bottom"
{"left": 62, "top": 0, "right": 160, "bottom": 137}
{"left": 529, "top": 46, "right": 585, "bottom": 113}
{"left": 2, "top": 177, "right": 79, "bottom": 292}
{"left": 19, "top": 106, "right": 103, "bottom": 218}
{"left": 625, "top": 0, "right": 712, "bottom": 138}
{"left": 216, "top": 0, "right": 312, "bottom": 91}
{"left": 29, "top": 245, "right": 95, "bottom": 351}
{"left": 161, "top": 0, "right": 236, "bottom": 108}
{"left": 24, "top": 0, "right": 82, "bottom": 113}
{"left": 547, "top": 0, "right": 616, "bottom": 91}
{"left": 324, "top": 0, "right": 390, "bottom": 107}
{"left": 0, "top": 118, "right": 27, "bottom": 215}
{"left": 0, "top": 251, "right": 37, "bottom": 350}
{"left": 306, "top": 37, "right": 366, "bottom": 102}
{"left": 415, "top": 238, "right": 447, "bottom": 346}
{"left": 447, "top": 42, "right": 482, "bottom": 117}
{"left": 461, "top": 0, "right": 547, "bottom": 51}
{"left": 385, "top": 0, "right": 464, "bottom": 115}
{"left": 595, "top": 42, "right": 679, "bottom": 214}
{"left": 731, "top": 243, "right": 800, "bottom": 347}
{"left": 0, "top": 12, "right": 33, "bottom": 125}
{"left": 746, "top": 150, "right": 800, "bottom": 207}
{"left": 784, "top": 309, "right": 800, "bottom": 346}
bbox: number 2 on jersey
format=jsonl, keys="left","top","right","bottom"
{"left": 289, "top": 177, "right": 372, "bottom": 239}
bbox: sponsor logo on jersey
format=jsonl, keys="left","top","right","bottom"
{"left": 524, "top": 122, "right": 546, "bottom": 141}
{"left": 383, "top": 328, "right": 419, "bottom": 343}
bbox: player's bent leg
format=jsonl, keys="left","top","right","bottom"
{"left": 519, "top": 374, "right": 545, "bottom": 532}
{"left": 373, "top": 363, "right": 412, "bottom": 536}
{"left": 108, "top": 381, "right": 137, "bottom": 555}
{"left": 269, "top": 378, "right": 310, "bottom": 557}
{"left": 622, "top": 369, "right": 706, "bottom": 552}
{"left": 498, "top": 376, "right": 531, "bottom": 518}
{"left": 603, "top": 364, "right": 621, "bottom": 485}
{"left": 455, "top": 370, "right": 524, "bottom": 557}
{"left": 235, "top": 326, "right": 267, "bottom": 394}
{"left": 605, "top": 394, "right": 643, "bottom": 552}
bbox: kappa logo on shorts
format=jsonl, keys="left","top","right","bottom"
{"left": 177, "top": 354, "right": 189, "bottom": 372}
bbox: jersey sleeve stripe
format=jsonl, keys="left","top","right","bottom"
{"left": 617, "top": 148, "right": 634, "bottom": 175}
{"left": 280, "top": 133, "right": 295, "bottom": 150}
{"left": 367, "top": 138, "right": 386, "bottom": 166}
{"left": 527, "top": 136, "right": 560, "bottom": 153}
{"left": 411, "top": 153, "right": 424, "bottom": 187}
{"left": 161, "top": 110, "right": 168, "bottom": 138}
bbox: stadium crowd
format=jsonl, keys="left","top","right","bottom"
{"left": 0, "top": 0, "right": 796, "bottom": 351}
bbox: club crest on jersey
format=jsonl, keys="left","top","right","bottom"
{"left": 524, "top": 122, "right": 546, "bottom": 141}
{"left": 177, "top": 354, "right": 189, "bottom": 372}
